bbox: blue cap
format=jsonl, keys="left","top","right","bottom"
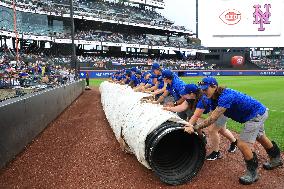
{"left": 162, "top": 69, "right": 174, "bottom": 79}
{"left": 125, "top": 69, "right": 131, "bottom": 75}
{"left": 19, "top": 72, "right": 29, "bottom": 77}
{"left": 131, "top": 67, "right": 137, "bottom": 72}
{"left": 143, "top": 71, "right": 151, "bottom": 77}
{"left": 136, "top": 69, "right": 142, "bottom": 75}
{"left": 180, "top": 84, "right": 199, "bottom": 96}
{"left": 151, "top": 63, "right": 160, "bottom": 70}
{"left": 198, "top": 77, "right": 218, "bottom": 90}
{"left": 150, "top": 73, "right": 158, "bottom": 78}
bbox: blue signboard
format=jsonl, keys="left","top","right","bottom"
{"left": 80, "top": 70, "right": 284, "bottom": 78}
{"left": 80, "top": 71, "right": 114, "bottom": 78}
{"left": 183, "top": 72, "right": 199, "bottom": 76}
{"left": 182, "top": 71, "right": 284, "bottom": 76}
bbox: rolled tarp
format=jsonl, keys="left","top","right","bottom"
{"left": 99, "top": 81, "right": 206, "bottom": 185}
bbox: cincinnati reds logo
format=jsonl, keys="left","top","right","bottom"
{"left": 219, "top": 9, "right": 241, "bottom": 25}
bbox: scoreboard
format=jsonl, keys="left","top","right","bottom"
{"left": 198, "top": 0, "right": 284, "bottom": 47}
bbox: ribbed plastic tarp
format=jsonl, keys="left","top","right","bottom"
{"left": 99, "top": 81, "right": 187, "bottom": 168}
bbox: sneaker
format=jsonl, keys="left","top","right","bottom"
{"left": 228, "top": 140, "right": 237, "bottom": 153}
{"left": 206, "top": 151, "right": 222, "bottom": 161}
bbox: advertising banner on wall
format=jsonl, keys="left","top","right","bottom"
{"left": 209, "top": 0, "right": 282, "bottom": 36}
{"left": 182, "top": 70, "right": 284, "bottom": 76}
{"left": 81, "top": 70, "right": 284, "bottom": 78}
{"left": 80, "top": 71, "right": 114, "bottom": 78}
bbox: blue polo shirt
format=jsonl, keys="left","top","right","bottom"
{"left": 213, "top": 88, "right": 266, "bottom": 123}
{"left": 131, "top": 75, "right": 141, "bottom": 87}
{"left": 141, "top": 78, "right": 151, "bottom": 85}
{"left": 157, "top": 76, "right": 164, "bottom": 89}
{"left": 116, "top": 76, "right": 123, "bottom": 81}
{"left": 166, "top": 75, "right": 186, "bottom": 101}
{"left": 146, "top": 78, "right": 155, "bottom": 86}
{"left": 196, "top": 95, "right": 211, "bottom": 114}
{"left": 125, "top": 78, "right": 131, "bottom": 84}
{"left": 111, "top": 74, "right": 116, "bottom": 80}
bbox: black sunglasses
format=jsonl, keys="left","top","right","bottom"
{"left": 198, "top": 81, "right": 208, "bottom": 86}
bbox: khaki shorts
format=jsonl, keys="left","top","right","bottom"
{"left": 163, "top": 95, "right": 175, "bottom": 104}
{"left": 161, "top": 95, "right": 175, "bottom": 106}
{"left": 178, "top": 109, "right": 194, "bottom": 121}
{"left": 215, "top": 114, "right": 228, "bottom": 128}
{"left": 240, "top": 110, "right": 268, "bottom": 143}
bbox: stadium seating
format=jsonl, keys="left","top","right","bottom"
{"left": 1, "top": 0, "right": 189, "bottom": 32}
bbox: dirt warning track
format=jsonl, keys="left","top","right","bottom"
{"left": 0, "top": 88, "right": 283, "bottom": 189}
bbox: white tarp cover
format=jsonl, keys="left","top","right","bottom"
{"left": 99, "top": 81, "right": 187, "bottom": 168}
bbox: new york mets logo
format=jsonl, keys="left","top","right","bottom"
{"left": 253, "top": 4, "right": 271, "bottom": 31}
{"left": 219, "top": 9, "right": 241, "bottom": 25}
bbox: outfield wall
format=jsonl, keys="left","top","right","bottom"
{"left": 79, "top": 70, "right": 284, "bottom": 78}
{"left": 0, "top": 81, "right": 85, "bottom": 169}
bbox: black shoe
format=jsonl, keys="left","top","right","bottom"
{"left": 239, "top": 152, "right": 259, "bottom": 185}
{"left": 239, "top": 170, "right": 259, "bottom": 185}
{"left": 201, "top": 132, "right": 207, "bottom": 145}
{"left": 228, "top": 140, "right": 237, "bottom": 153}
{"left": 263, "top": 141, "right": 283, "bottom": 170}
{"left": 206, "top": 151, "right": 222, "bottom": 161}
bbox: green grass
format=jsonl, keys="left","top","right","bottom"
{"left": 90, "top": 79, "right": 106, "bottom": 87}
{"left": 91, "top": 76, "right": 284, "bottom": 150}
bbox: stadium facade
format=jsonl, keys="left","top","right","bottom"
{"left": 0, "top": 0, "right": 207, "bottom": 63}
{"left": 0, "top": 0, "right": 283, "bottom": 72}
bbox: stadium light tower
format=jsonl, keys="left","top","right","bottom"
{"left": 196, "top": 0, "right": 198, "bottom": 38}
{"left": 12, "top": 0, "right": 19, "bottom": 62}
{"left": 69, "top": 0, "right": 78, "bottom": 78}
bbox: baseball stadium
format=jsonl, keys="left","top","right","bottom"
{"left": 0, "top": 0, "right": 283, "bottom": 188}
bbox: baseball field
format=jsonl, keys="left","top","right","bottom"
{"left": 90, "top": 76, "right": 284, "bottom": 151}
{"left": 1, "top": 77, "right": 283, "bottom": 188}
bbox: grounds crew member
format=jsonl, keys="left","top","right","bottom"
{"left": 164, "top": 83, "right": 237, "bottom": 159}
{"left": 85, "top": 72, "right": 90, "bottom": 90}
{"left": 151, "top": 69, "right": 185, "bottom": 107}
{"left": 184, "top": 77, "right": 283, "bottom": 185}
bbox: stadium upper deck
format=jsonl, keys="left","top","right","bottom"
{"left": 0, "top": 0, "right": 190, "bottom": 34}
{"left": 0, "top": 0, "right": 202, "bottom": 55}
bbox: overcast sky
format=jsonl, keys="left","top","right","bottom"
{"left": 158, "top": 0, "right": 196, "bottom": 32}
